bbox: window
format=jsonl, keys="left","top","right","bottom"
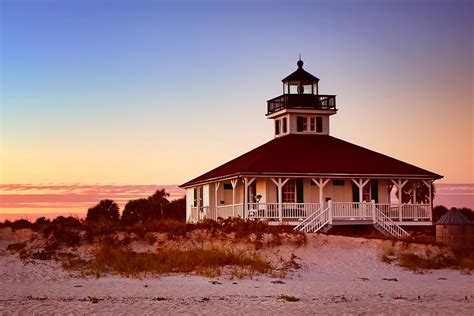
{"left": 282, "top": 180, "right": 296, "bottom": 203}
{"left": 282, "top": 117, "right": 287, "bottom": 133}
{"left": 275, "top": 120, "right": 280, "bottom": 135}
{"left": 296, "top": 116, "right": 305, "bottom": 132}
{"left": 332, "top": 179, "right": 345, "bottom": 186}
{"left": 310, "top": 117, "right": 316, "bottom": 131}
{"left": 303, "top": 117, "right": 307, "bottom": 131}
{"left": 224, "top": 183, "right": 233, "bottom": 190}
{"left": 316, "top": 117, "right": 323, "bottom": 133}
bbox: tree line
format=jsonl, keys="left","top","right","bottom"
{"left": 86, "top": 189, "right": 186, "bottom": 225}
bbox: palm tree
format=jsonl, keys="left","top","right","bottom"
{"left": 148, "top": 189, "right": 170, "bottom": 220}
{"left": 86, "top": 199, "right": 120, "bottom": 223}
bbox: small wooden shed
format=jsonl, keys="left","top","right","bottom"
{"left": 436, "top": 208, "right": 474, "bottom": 250}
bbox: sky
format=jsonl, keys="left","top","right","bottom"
{"left": 0, "top": 0, "right": 473, "bottom": 209}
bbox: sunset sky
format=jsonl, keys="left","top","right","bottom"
{"left": 0, "top": 0, "right": 473, "bottom": 215}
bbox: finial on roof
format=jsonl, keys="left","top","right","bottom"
{"left": 297, "top": 54, "right": 303, "bottom": 69}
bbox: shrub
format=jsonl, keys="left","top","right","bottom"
{"left": 392, "top": 250, "right": 474, "bottom": 272}
{"left": 6, "top": 242, "right": 27, "bottom": 252}
{"left": 86, "top": 200, "right": 120, "bottom": 223}
{"left": 8, "top": 219, "right": 32, "bottom": 230}
{"left": 87, "top": 242, "right": 272, "bottom": 277}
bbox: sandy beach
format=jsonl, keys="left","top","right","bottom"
{"left": 0, "top": 227, "right": 472, "bottom": 315}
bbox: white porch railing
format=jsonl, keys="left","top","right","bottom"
{"left": 190, "top": 202, "right": 431, "bottom": 228}
{"left": 190, "top": 207, "right": 200, "bottom": 222}
{"left": 247, "top": 203, "right": 321, "bottom": 220}
{"left": 332, "top": 202, "right": 374, "bottom": 220}
{"left": 375, "top": 203, "right": 430, "bottom": 222}
{"left": 190, "top": 204, "right": 244, "bottom": 222}
{"left": 298, "top": 207, "right": 330, "bottom": 233}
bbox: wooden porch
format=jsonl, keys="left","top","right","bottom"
{"left": 190, "top": 201, "right": 431, "bottom": 230}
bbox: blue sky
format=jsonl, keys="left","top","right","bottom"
{"left": 1, "top": 0, "right": 472, "bottom": 185}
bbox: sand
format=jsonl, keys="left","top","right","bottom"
{"left": 0, "top": 229, "right": 473, "bottom": 315}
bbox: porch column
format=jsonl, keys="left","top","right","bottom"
{"left": 197, "top": 186, "right": 201, "bottom": 221}
{"left": 243, "top": 178, "right": 248, "bottom": 219}
{"left": 243, "top": 177, "right": 256, "bottom": 219}
{"left": 231, "top": 179, "right": 238, "bottom": 217}
{"left": 352, "top": 179, "right": 370, "bottom": 219}
{"left": 391, "top": 179, "right": 408, "bottom": 222}
{"left": 422, "top": 179, "right": 433, "bottom": 222}
{"left": 271, "top": 177, "right": 290, "bottom": 223}
{"left": 351, "top": 178, "right": 370, "bottom": 202}
{"left": 311, "top": 178, "right": 330, "bottom": 208}
{"left": 215, "top": 182, "right": 220, "bottom": 210}
{"left": 412, "top": 181, "right": 417, "bottom": 204}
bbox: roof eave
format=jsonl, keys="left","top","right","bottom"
{"left": 180, "top": 172, "right": 442, "bottom": 188}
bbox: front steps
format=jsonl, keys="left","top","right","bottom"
{"left": 294, "top": 207, "right": 410, "bottom": 239}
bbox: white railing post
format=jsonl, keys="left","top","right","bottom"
{"left": 423, "top": 180, "right": 433, "bottom": 222}
{"left": 328, "top": 200, "right": 333, "bottom": 224}
{"left": 278, "top": 182, "right": 283, "bottom": 223}
{"left": 231, "top": 179, "right": 238, "bottom": 218}
{"left": 371, "top": 199, "right": 376, "bottom": 223}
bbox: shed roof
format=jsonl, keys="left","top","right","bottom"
{"left": 180, "top": 134, "right": 442, "bottom": 188}
{"left": 436, "top": 208, "right": 472, "bottom": 225}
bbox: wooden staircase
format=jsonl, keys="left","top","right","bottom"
{"left": 294, "top": 204, "right": 409, "bottom": 239}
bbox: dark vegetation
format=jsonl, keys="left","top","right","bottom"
{"left": 381, "top": 247, "right": 474, "bottom": 272}
{"left": 398, "top": 251, "right": 474, "bottom": 271}
{"left": 88, "top": 242, "right": 272, "bottom": 277}
{"left": 2, "top": 189, "right": 306, "bottom": 277}
{"left": 433, "top": 205, "right": 474, "bottom": 222}
{"left": 2, "top": 199, "right": 472, "bottom": 275}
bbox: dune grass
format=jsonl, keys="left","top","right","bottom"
{"left": 82, "top": 242, "right": 272, "bottom": 277}
{"left": 398, "top": 252, "right": 474, "bottom": 271}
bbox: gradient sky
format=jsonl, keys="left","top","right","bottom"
{"left": 1, "top": 0, "right": 473, "bottom": 187}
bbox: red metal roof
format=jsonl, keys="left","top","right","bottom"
{"left": 180, "top": 134, "right": 442, "bottom": 187}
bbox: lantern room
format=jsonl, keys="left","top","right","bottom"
{"left": 282, "top": 59, "right": 320, "bottom": 95}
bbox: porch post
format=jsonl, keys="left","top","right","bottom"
{"left": 391, "top": 179, "right": 408, "bottom": 222}
{"left": 215, "top": 182, "right": 220, "bottom": 209}
{"left": 412, "top": 181, "right": 416, "bottom": 204}
{"left": 278, "top": 180, "right": 283, "bottom": 222}
{"left": 423, "top": 179, "right": 433, "bottom": 222}
{"left": 271, "top": 177, "right": 289, "bottom": 223}
{"left": 197, "top": 186, "right": 201, "bottom": 221}
{"left": 231, "top": 179, "right": 238, "bottom": 217}
{"left": 371, "top": 199, "right": 376, "bottom": 223}
{"left": 351, "top": 179, "right": 370, "bottom": 202}
{"left": 312, "top": 178, "right": 330, "bottom": 209}
{"left": 328, "top": 199, "right": 333, "bottom": 224}
{"left": 243, "top": 178, "right": 248, "bottom": 219}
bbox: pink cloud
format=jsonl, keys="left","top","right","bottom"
{"left": 0, "top": 184, "right": 185, "bottom": 213}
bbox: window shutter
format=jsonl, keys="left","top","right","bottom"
{"left": 352, "top": 182, "right": 360, "bottom": 202}
{"left": 297, "top": 116, "right": 304, "bottom": 132}
{"left": 296, "top": 179, "right": 304, "bottom": 203}
{"left": 371, "top": 180, "right": 379, "bottom": 203}
{"left": 316, "top": 117, "right": 323, "bottom": 133}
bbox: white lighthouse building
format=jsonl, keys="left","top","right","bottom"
{"left": 180, "top": 59, "right": 442, "bottom": 238}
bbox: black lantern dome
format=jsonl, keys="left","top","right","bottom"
{"left": 282, "top": 59, "right": 320, "bottom": 95}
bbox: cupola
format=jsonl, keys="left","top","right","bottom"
{"left": 267, "top": 59, "right": 338, "bottom": 138}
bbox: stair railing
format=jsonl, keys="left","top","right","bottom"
{"left": 294, "top": 206, "right": 322, "bottom": 231}
{"left": 374, "top": 207, "right": 409, "bottom": 238}
{"left": 299, "top": 207, "right": 330, "bottom": 233}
